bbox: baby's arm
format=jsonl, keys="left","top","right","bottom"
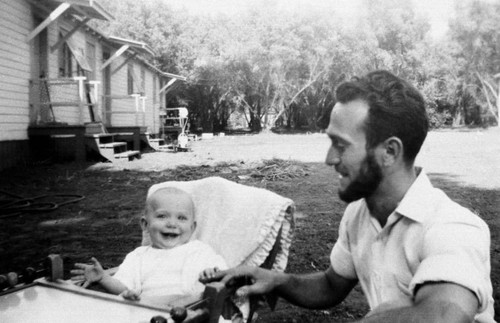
{"left": 71, "top": 257, "right": 129, "bottom": 296}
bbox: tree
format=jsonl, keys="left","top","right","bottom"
{"left": 93, "top": 0, "right": 500, "bottom": 131}
{"left": 448, "top": 0, "right": 500, "bottom": 126}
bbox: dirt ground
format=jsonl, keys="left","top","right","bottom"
{"left": 0, "top": 129, "right": 499, "bottom": 322}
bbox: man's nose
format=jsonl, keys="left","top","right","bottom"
{"left": 325, "top": 146, "right": 340, "bottom": 166}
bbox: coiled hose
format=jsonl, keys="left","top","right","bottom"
{"left": 0, "top": 190, "right": 85, "bottom": 219}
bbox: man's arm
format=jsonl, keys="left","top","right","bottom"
{"left": 208, "top": 265, "right": 357, "bottom": 309}
{"left": 275, "top": 265, "right": 357, "bottom": 309}
{"left": 358, "top": 282, "right": 479, "bottom": 323}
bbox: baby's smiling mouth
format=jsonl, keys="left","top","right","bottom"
{"left": 161, "top": 232, "right": 179, "bottom": 238}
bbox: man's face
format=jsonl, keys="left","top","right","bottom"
{"left": 142, "top": 191, "right": 196, "bottom": 249}
{"left": 338, "top": 149, "right": 383, "bottom": 202}
{"left": 325, "top": 99, "right": 383, "bottom": 202}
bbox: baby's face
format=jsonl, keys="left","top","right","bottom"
{"left": 143, "top": 191, "right": 196, "bottom": 249}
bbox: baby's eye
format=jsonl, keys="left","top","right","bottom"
{"left": 178, "top": 215, "right": 188, "bottom": 221}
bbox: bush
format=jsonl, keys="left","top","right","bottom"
{"left": 426, "top": 100, "right": 452, "bottom": 129}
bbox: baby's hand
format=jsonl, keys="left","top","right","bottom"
{"left": 70, "top": 257, "right": 105, "bottom": 288}
{"left": 120, "top": 289, "right": 141, "bottom": 301}
{"left": 199, "top": 267, "right": 220, "bottom": 283}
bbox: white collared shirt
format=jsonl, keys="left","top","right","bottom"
{"left": 330, "top": 169, "right": 495, "bottom": 322}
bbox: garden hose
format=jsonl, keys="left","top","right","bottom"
{"left": 0, "top": 190, "right": 85, "bottom": 219}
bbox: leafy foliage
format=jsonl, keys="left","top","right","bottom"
{"left": 95, "top": 0, "right": 500, "bottom": 131}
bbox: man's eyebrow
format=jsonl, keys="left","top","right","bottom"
{"left": 328, "top": 133, "right": 349, "bottom": 144}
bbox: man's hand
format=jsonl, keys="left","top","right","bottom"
{"left": 199, "top": 265, "right": 280, "bottom": 298}
{"left": 199, "top": 267, "right": 221, "bottom": 282}
{"left": 71, "top": 257, "right": 105, "bottom": 288}
{"left": 201, "top": 265, "right": 355, "bottom": 309}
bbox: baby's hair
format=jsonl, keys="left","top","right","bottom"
{"left": 144, "top": 187, "right": 196, "bottom": 219}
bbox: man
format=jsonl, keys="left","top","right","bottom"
{"left": 203, "top": 70, "right": 495, "bottom": 322}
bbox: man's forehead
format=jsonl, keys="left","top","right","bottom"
{"left": 327, "top": 100, "right": 368, "bottom": 138}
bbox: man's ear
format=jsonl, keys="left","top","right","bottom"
{"left": 140, "top": 216, "right": 148, "bottom": 231}
{"left": 382, "top": 136, "right": 403, "bottom": 166}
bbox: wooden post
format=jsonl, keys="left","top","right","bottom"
{"left": 496, "top": 75, "right": 500, "bottom": 126}
{"left": 89, "top": 80, "right": 100, "bottom": 118}
{"left": 74, "top": 76, "right": 87, "bottom": 124}
{"left": 140, "top": 96, "right": 146, "bottom": 126}
{"left": 132, "top": 94, "right": 140, "bottom": 126}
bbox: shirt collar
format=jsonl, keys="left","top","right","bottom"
{"left": 394, "top": 167, "right": 436, "bottom": 223}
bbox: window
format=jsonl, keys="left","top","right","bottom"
{"left": 58, "top": 33, "right": 72, "bottom": 77}
{"left": 58, "top": 31, "right": 90, "bottom": 77}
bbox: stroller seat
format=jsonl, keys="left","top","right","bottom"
{"left": 144, "top": 176, "right": 295, "bottom": 321}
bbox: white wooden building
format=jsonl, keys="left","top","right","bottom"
{"left": 0, "top": 0, "right": 184, "bottom": 169}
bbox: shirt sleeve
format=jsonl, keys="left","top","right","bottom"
{"left": 113, "top": 249, "right": 140, "bottom": 291}
{"left": 330, "top": 206, "right": 357, "bottom": 280}
{"left": 410, "top": 220, "right": 491, "bottom": 312}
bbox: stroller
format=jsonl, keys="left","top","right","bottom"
{"left": 0, "top": 177, "right": 295, "bottom": 323}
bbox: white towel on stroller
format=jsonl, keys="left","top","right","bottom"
{"left": 143, "top": 176, "right": 295, "bottom": 272}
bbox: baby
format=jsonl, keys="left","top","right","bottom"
{"left": 71, "top": 187, "right": 227, "bottom": 305}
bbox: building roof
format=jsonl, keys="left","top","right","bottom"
{"left": 40, "top": 0, "right": 114, "bottom": 21}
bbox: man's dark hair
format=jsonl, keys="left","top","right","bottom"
{"left": 335, "top": 70, "right": 428, "bottom": 163}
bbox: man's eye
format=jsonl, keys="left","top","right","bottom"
{"left": 331, "top": 139, "right": 345, "bottom": 152}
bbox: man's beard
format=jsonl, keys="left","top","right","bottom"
{"left": 339, "top": 151, "right": 383, "bottom": 203}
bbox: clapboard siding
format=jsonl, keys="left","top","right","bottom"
{"left": 0, "top": 89, "right": 29, "bottom": 101}
{"left": 0, "top": 114, "right": 30, "bottom": 123}
{"left": 144, "top": 71, "right": 160, "bottom": 132}
{"left": 0, "top": 0, "right": 167, "bottom": 170}
{"left": 0, "top": 104, "right": 29, "bottom": 114}
{"left": 0, "top": 124, "right": 29, "bottom": 141}
{"left": 0, "top": 0, "right": 32, "bottom": 142}
{"left": 2, "top": 0, "right": 32, "bottom": 19}
{"left": 2, "top": 14, "right": 32, "bottom": 34}
{"left": 108, "top": 56, "right": 137, "bottom": 126}
{"left": 0, "top": 62, "right": 31, "bottom": 79}
{"left": 0, "top": 38, "right": 32, "bottom": 58}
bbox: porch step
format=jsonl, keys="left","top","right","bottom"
{"left": 114, "top": 150, "right": 141, "bottom": 160}
{"left": 85, "top": 133, "right": 114, "bottom": 145}
{"left": 85, "top": 132, "right": 140, "bottom": 162}
{"left": 141, "top": 134, "right": 167, "bottom": 151}
{"left": 99, "top": 142, "right": 127, "bottom": 149}
{"left": 157, "top": 144, "right": 175, "bottom": 151}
